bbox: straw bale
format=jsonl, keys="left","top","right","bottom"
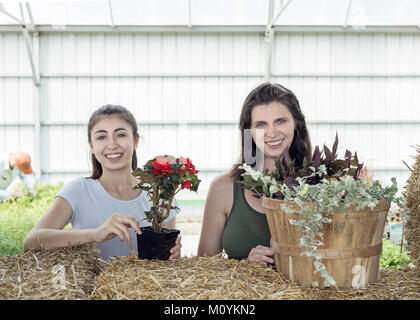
{"left": 403, "top": 145, "right": 420, "bottom": 273}
{"left": 90, "top": 254, "right": 420, "bottom": 300}
{"left": 0, "top": 244, "right": 105, "bottom": 300}
{"left": 306, "top": 267, "right": 420, "bottom": 300}
{"left": 90, "top": 254, "right": 311, "bottom": 300}
{"left": 1, "top": 245, "right": 418, "bottom": 300}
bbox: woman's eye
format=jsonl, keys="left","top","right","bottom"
{"left": 255, "top": 123, "right": 265, "bottom": 128}
{"left": 97, "top": 136, "right": 106, "bottom": 141}
{"left": 117, "top": 133, "right": 126, "bottom": 138}
{"left": 276, "top": 119, "right": 286, "bottom": 124}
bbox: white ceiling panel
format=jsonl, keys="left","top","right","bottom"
{"left": 0, "top": 0, "right": 418, "bottom": 27}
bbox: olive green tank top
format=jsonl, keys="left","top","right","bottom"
{"left": 222, "top": 182, "right": 271, "bottom": 259}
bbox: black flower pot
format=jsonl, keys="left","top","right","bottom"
{"left": 137, "top": 226, "right": 180, "bottom": 260}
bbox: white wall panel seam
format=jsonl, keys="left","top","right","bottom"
{"left": 7, "top": 73, "right": 420, "bottom": 77}
{"left": 3, "top": 120, "right": 415, "bottom": 125}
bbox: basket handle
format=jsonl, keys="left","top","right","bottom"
{"left": 271, "top": 241, "right": 382, "bottom": 260}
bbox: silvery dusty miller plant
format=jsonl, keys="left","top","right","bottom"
{"left": 239, "top": 134, "right": 405, "bottom": 287}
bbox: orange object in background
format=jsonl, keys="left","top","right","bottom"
{"left": 11, "top": 152, "right": 33, "bottom": 175}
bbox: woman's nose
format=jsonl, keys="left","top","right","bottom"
{"left": 265, "top": 124, "right": 277, "bottom": 138}
{"left": 107, "top": 136, "right": 118, "bottom": 148}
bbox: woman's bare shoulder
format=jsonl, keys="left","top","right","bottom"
{"left": 205, "top": 171, "right": 235, "bottom": 211}
{"left": 209, "top": 171, "right": 234, "bottom": 192}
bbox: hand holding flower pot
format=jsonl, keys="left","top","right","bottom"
{"left": 133, "top": 155, "right": 200, "bottom": 260}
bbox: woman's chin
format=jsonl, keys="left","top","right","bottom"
{"left": 264, "top": 147, "right": 286, "bottom": 160}
{"left": 101, "top": 161, "right": 132, "bottom": 172}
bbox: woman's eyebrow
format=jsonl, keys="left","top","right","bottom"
{"left": 252, "top": 120, "right": 267, "bottom": 125}
{"left": 94, "top": 128, "right": 128, "bottom": 134}
{"left": 252, "top": 117, "right": 287, "bottom": 125}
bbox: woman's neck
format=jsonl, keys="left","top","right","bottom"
{"left": 98, "top": 168, "right": 138, "bottom": 195}
{"left": 263, "top": 157, "right": 277, "bottom": 173}
{"left": 263, "top": 150, "right": 290, "bottom": 173}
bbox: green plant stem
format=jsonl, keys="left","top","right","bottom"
{"left": 161, "top": 187, "right": 182, "bottom": 228}
{"left": 152, "top": 183, "right": 161, "bottom": 232}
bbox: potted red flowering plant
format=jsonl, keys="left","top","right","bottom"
{"left": 132, "top": 155, "right": 200, "bottom": 260}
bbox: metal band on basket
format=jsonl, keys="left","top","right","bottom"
{"left": 271, "top": 240, "right": 383, "bottom": 260}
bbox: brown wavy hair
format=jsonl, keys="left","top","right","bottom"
{"left": 87, "top": 105, "right": 139, "bottom": 179}
{"left": 230, "top": 82, "right": 312, "bottom": 180}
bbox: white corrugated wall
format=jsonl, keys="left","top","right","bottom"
{"left": 0, "top": 33, "right": 35, "bottom": 156}
{"left": 0, "top": 31, "right": 418, "bottom": 199}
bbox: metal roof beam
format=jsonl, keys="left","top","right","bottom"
{"left": 5, "top": 71, "right": 420, "bottom": 78}
{"left": 108, "top": 0, "right": 115, "bottom": 28}
{"left": 20, "top": 3, "right": 39, "bottom": 86}
{"left": 264, "top": 0, "right": 275, "bottom": 82}
{"left": 19, "top": 119, "right": 420, "bottom": 126}
{"left": 266, "top": 0, "right": 292, "bottom": 33}
{"left": 343, "top": 0, "right": 352, "bottom": 28}
{"left": 0, "top": 4, "right": 35, "bottom": 31}
{"left": 21, "top": 26, "right": 40, "bottom": 86}
{"left": 0, "top": 25, "right": 415, "bottom": 33}
{"left": 0, "top": 3, "right": 40, "bottom": 86}
{"left": 188, "top": 0, "right": 192, "bottom": 28}
{"left": 0, "top": 3, "right": 24, "bottom": 24}
{"left": 25, "top": 2, "right": 35, "bottom": 29}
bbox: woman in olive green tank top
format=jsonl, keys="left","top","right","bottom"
{"left": 198, "top": 82, "right": 312, "bottom": 265}
{"left": 222, "top": 182, "right": 271, "bottom": 259}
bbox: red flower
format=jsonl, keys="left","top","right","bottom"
{"left": 181, "top": 180, "right": 192, "bottom": 190}
{"left": 180, "top": 157, "right": 199, "bottom": 174}
{"left": 152, "top": 158, "right": 173, "bottom": 175}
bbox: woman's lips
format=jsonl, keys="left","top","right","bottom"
{"left": 265, "top": 139, "right": 284, "bottom": 150}
{"left": 105, "top": 153, "right": 123, "bottom": 162}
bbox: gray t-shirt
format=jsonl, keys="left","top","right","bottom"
{"left": 56, "top": 178, "right": 179, "bottom": 261}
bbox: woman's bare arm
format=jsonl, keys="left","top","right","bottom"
{"left": 197, "top": 173, "right": 233, "bottom": 256}
{"left": 23, "top": 196, "right": 95, "bottom": 250}
{"left": 23, "top": 196, "right": 141, "bottom": 251}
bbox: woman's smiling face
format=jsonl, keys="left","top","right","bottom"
{"left": 250, "top": 101, "right": 295, "bottom": 161}
{"left": 89, "top": 115, "right": 139, "bottom": 172}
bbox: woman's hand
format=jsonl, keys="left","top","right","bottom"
{"left": 92, "top": 213, "right": 141, "bottom": 246}
{"left": 169, "top": 236, "right": 182, "bottom": 259}
{"left": 247, "top": 245, "right": 274, "bottom": 266}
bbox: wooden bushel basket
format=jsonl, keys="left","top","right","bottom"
{"left": 262, "top": 198, "right": 389, "bottom": 289}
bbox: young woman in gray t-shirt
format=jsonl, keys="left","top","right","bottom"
{"left": 24, "top": 105, "right": 181, "bottom": 261}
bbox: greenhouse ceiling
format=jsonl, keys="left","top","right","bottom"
{"left": 0, "top": 0, "right": 419, "bottom": 32}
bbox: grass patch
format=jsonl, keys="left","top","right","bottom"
{"left": 380, "top": 240, "right": 414, "bottom": 269}
{"left": 0, "top": 182, "right": 64, "bottom": 256}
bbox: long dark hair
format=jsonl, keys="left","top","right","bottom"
{"left": 230, "top": 82, "right": 312, "bottom": 180}
{"left": 87, "top": 104, "right": 139, "bottom": 179}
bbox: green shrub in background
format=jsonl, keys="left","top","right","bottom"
{"left": 0, "top": 182, "right": 64, "bottom": 256}
{"left": 380, "top": 240, "right": 414, "bottom": 269}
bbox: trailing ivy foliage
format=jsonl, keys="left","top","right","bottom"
{"left": 239, "top": 134, "right": 405, "bottom": 287}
